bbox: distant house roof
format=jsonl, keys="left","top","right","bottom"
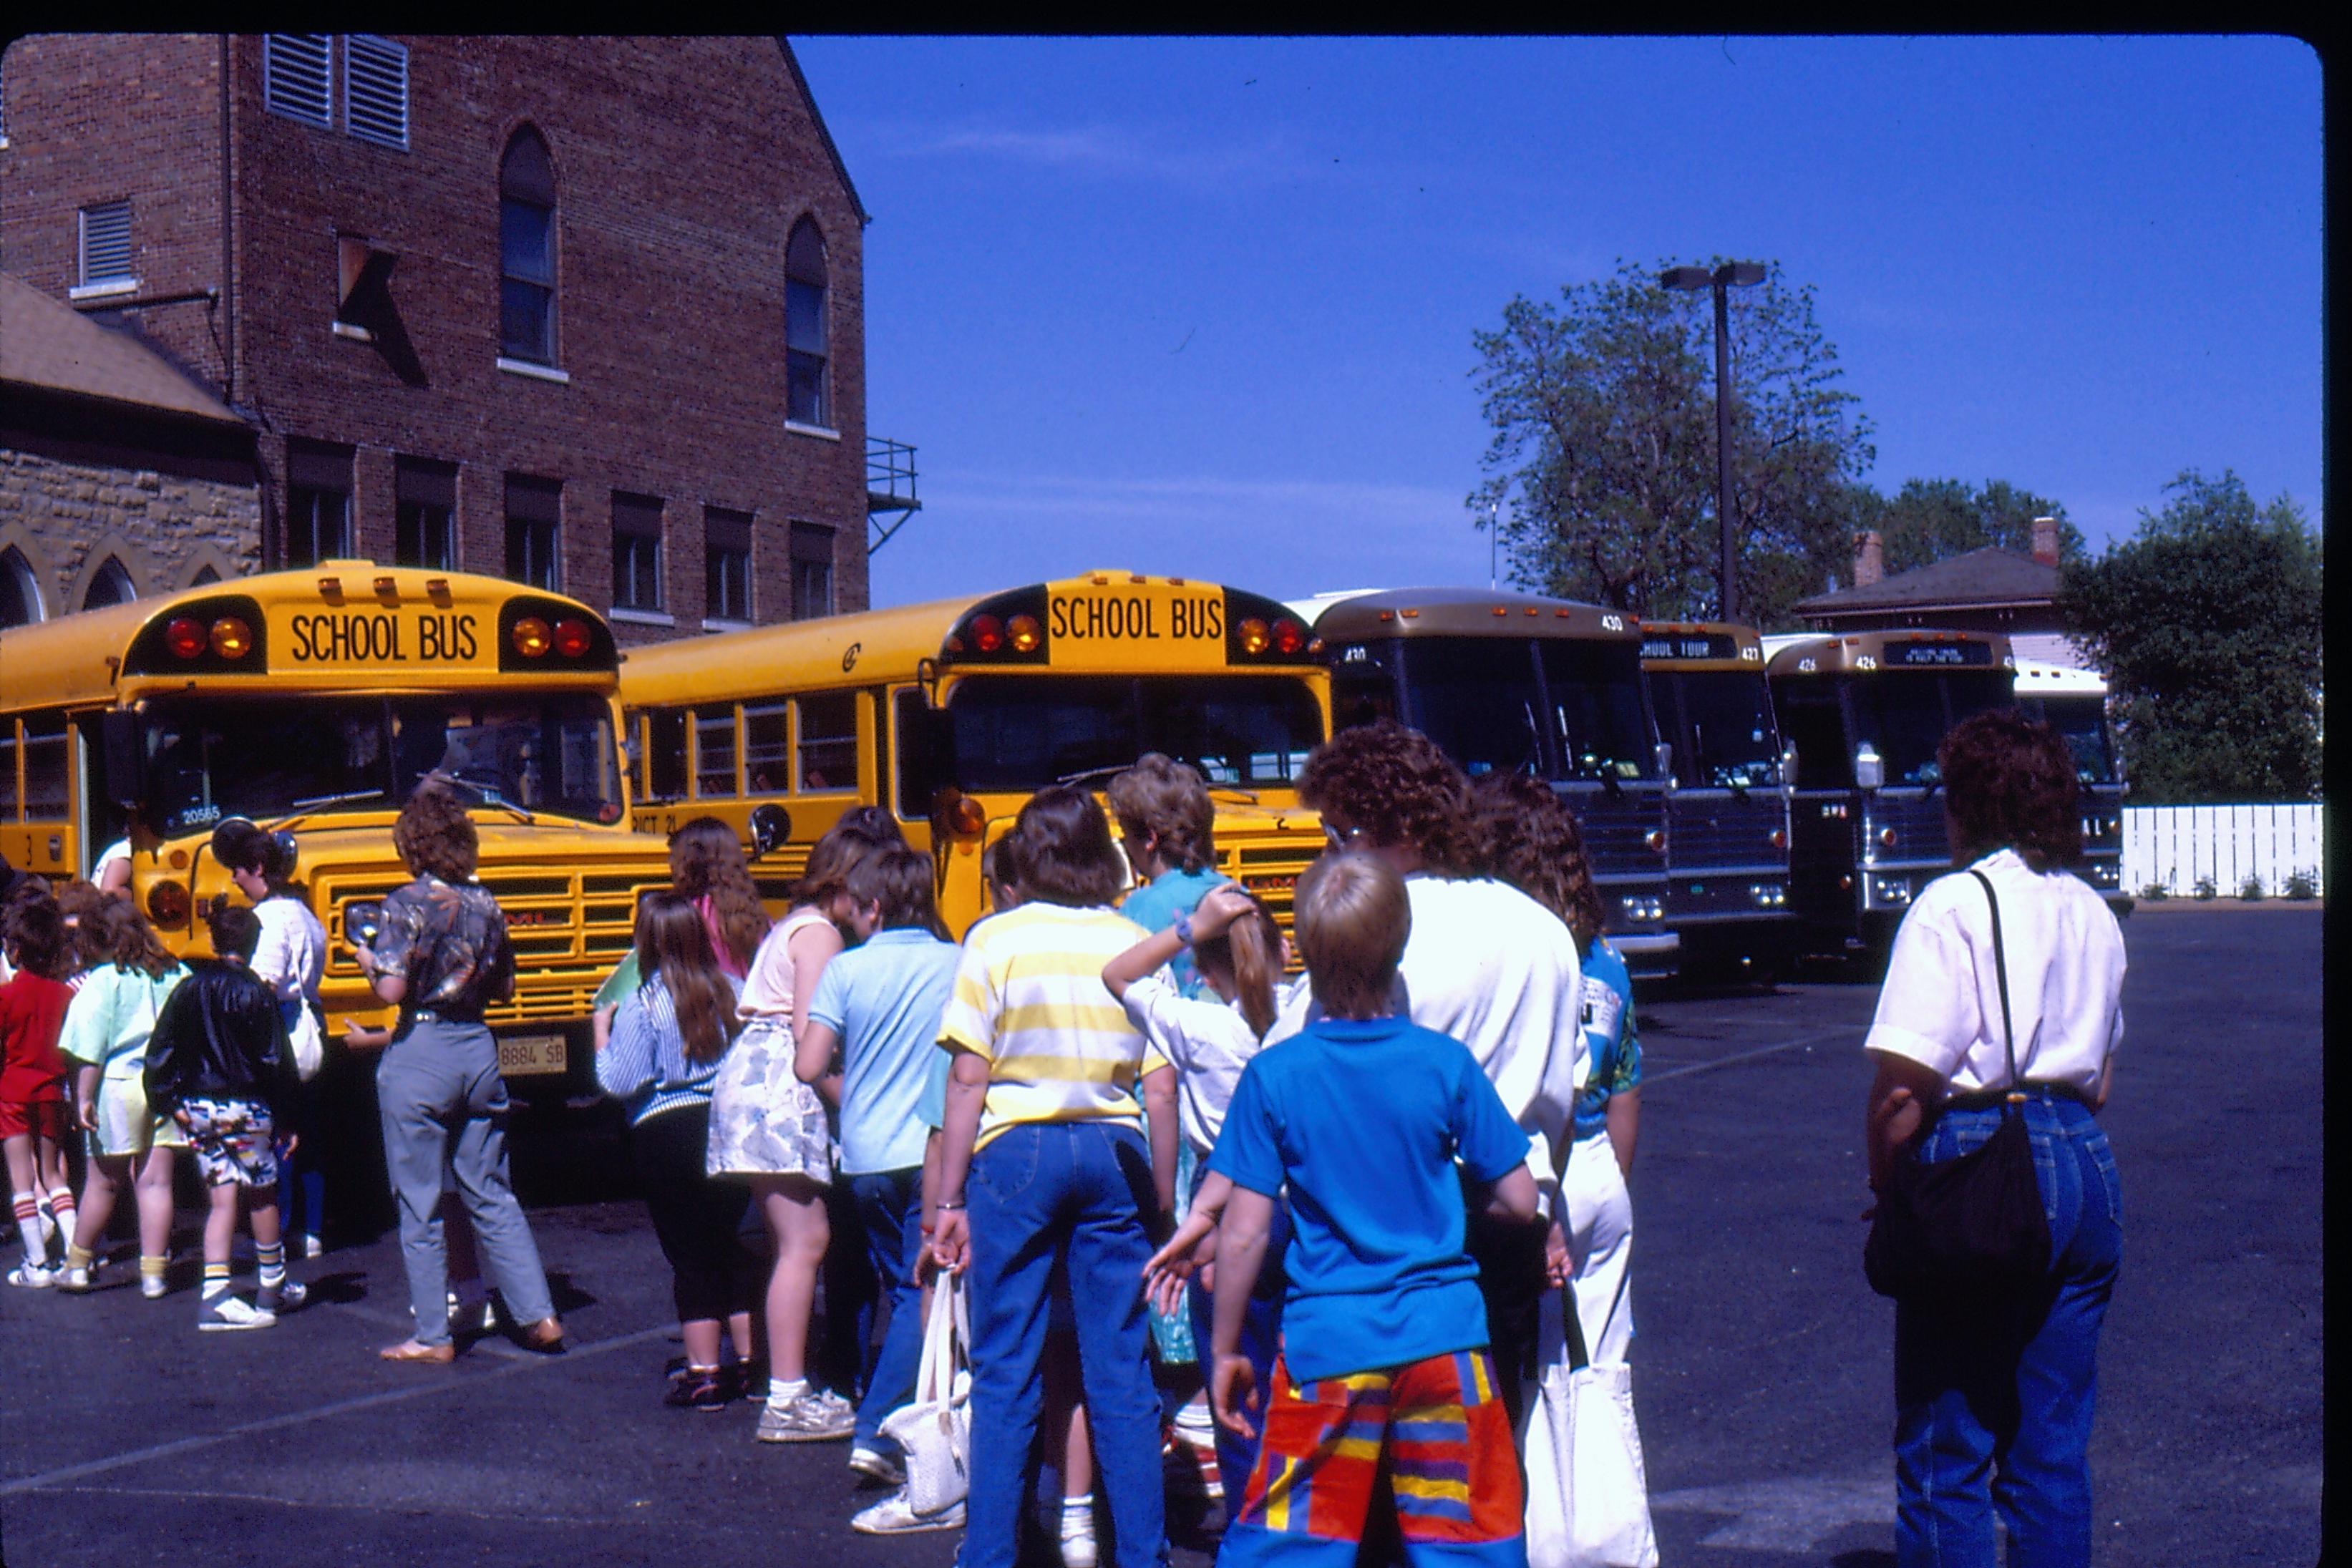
{"left": 1794, "top": 545, "right": 2060, "bottom": 618}
{"left": 0, "top": 273, "right": 246, "bottom": 428}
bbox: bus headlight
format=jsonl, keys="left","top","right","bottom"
{"left": 1871, "top": 877, "right": 1913, "bottom": 906}
{"left": 1618, "top": 894, "right": 1664, "bottom": 922}
{"left": 342, "top": 899, "right": 384, "bottom": 948}
{"left": 1749, "top": 883, "right": 1786, "bottom": 908}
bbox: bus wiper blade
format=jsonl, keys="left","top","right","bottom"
{"left": 1055, "top": 764, "right": 1131, "bottom": 788}
{"left": 433, "top": 772, "right": 538, "bottom": 824}
{"left": 288, "top": 787, "right": 386, "bottom": 812}
{"left": 1208, "top": 788, "right": 1262, "bottom": 807}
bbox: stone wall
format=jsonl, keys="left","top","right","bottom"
{"left": 0, "top": 444, "right": 260, "bottom": 615}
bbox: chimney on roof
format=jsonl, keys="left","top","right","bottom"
{"left": 1852, "top": 530, "right": 1884, "bottom": 588}
{"left": 2031, "top": 516, "right": 2061, "bottom": 567}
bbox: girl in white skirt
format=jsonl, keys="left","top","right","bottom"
{"left": 709, "top": 825, "right": 868, "bottom": 1442}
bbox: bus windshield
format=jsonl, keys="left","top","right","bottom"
{"left": 938, "top": 675, "right": 1321, "bottom": 792}
{"left": 1540, "top": 641, "right": 1660, "bottom": 781}
{"left": 139, "top": 693, "right": 623, "bottom": 833}
{"left": 1850, "top": 672, "right": 2016, "bottom": 786}
{"left": 1655, "top": 670, "right": 1782, "bottom": 788}
{"left": 2033, "top": 695, "right": 2119, "bottom": 785}
{"left": 1396, "top": 640, "right": 1547, "bottom": 779}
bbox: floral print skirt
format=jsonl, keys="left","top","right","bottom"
{"left": 705, "top": 1016, "right": 834, "bottom": 1182}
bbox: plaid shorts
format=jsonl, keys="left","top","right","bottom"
{"left": 1219, "top": 1347, "right": 1527, "bottom": 1568}
{"left": 173, "top": 1096, "right": 279, "bottom": 1189}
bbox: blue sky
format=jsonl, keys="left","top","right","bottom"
{"left": 789, "top": 36, "right": 2323, "bottom": 610}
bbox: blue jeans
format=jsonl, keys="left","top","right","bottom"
{"left": 963, "top": 1121, "right": 1168, "bottom": 1568}
{"left": 1893, "top": 1091, "right": 2122, "bottom": 1567}
{"left": 850, "top": 1167, "right": 926, "bottom": 1456}
{"left": 1185, "top": 1162, "right": 1288, "bottom": 1496}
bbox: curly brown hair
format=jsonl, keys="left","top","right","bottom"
{"left": 1106, "top": 753, "right": 1216, "bottom": 874}
{"left": 90, "top": 897, "right": 178, "bottom": 978}
{"left": 1298, "top": 721, "right": 1472, "bottom": 874}
{"left": 1938, "top": 710, "right": 2082, "bottom": 872}
{"left": 393, "top": 781, "right": 479, "bottom": 883}
{"left": 667, "top": 817, "right": 771, "bottom": 969}
{"left": 1464, "top": 772, "right": 1606, "bottom": 950}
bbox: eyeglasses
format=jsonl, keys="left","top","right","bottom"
{"left": 1323, "top": 822, "right": 1362, "bottom": 852}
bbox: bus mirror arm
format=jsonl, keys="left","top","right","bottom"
{"left": 1653, "top": 741, "right": 1676, "bottom": 784}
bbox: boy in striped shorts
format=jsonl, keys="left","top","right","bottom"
{"left": 1177, "top": 850, "right": 1538, "bottom": 1568}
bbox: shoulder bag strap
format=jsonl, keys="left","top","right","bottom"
{"left": 1967, "top": 869, "right": 2022, "bottom": 1098}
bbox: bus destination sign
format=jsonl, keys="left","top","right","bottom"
{"left": 1884, "top": 640, "right": 1996, "bottom": 668}
{"left": 1641, "top": 632, "right": 1739, "bottom": 662}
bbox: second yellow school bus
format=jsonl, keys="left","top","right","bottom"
{"left": 618, "top": 571, "right": 1330, "bottom": 937}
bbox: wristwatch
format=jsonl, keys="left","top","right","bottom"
{"left": 1174, "top": 911, "right": 1195, "bottom": 946}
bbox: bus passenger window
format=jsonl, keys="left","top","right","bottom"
{"left": 894, "top": 690, "right": 946, "bottom": 817}
{"left": 797, "top": 693, "right": 856, "bottom": 793}
{"left": 647, "top": 710, "right": 687, "bottom": 801}
{"left": 694, "top": 706, "right": 739, "bottom": 798}
{"left": 1778, "top": 691, "right": 1850, "bottom": 790}
{"left": 20, "top": 715, "right": 69, "bottom": 820}
{"left": 744, "top": 703, "right": 789, "bottom": 794}
{"left": 0, "top": 724, "right": 17, "bottom": 819}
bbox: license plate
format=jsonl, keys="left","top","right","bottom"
{"left": 498, "top": 1033, "right": 568, "bottom": 1078}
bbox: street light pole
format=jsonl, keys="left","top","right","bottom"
{"left": 1663, "top": 260, "right": 1767, "bottom": 622}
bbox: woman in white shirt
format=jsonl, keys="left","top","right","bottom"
{"left": 218, "top": 822, "right": 329, "bottom": 1257}
{"left": 1863, "top": 711, "right": 2127, "bottom": 1567}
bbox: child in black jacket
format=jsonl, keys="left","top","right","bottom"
{"left": 145, "top": 902, "right": 303, "bottom": 1330}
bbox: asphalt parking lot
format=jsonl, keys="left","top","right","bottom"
{"left": 0, "top": 905, "right": 2322, "bottom": 1567}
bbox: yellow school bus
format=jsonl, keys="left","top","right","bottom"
{"left": 0, "top": 563, "right": 672, "bottom": 1094}
{"left": 617, "top": 571, "right": 1329, "bottom": 939}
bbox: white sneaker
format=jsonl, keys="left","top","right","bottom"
{"left": 1061, "top": 1516, "right": 1099, "bottom": 1568}
{"left": 58, "top": 1263, "right": 93, "bottom": 1292}
{"left": 198, "top": 1293, "right": 276, "bottom": 1331}
{"left": 848, "top": 1446, "right": 907, "bottom": 1487}
{"left": 6, "top": 1263, "right": 54, "bottom": 1288}
{"left": 141, "top": 1273, "right": 170, "bottom": 1300}
{"left": 852, "top": 1489, "right": 966, "bottom": 1535}
{"left": 301, "top": 1233, "right": 324, "bottom": 1260}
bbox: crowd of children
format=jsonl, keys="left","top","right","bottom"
{"left": 4, "top": 719, "right": 1645, "bottom": 1568}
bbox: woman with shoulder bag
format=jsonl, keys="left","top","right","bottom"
{"left": 1862, "top": 711, "right": 2127, "bottom": 1567}
{"left": 360, "top": 782, "right": 565, "bottom": 1363}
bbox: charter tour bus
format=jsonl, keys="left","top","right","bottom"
{"left": 0, "top": 564, "right": 672, "bottom": 1097}
{"left": 616, "top": 572, "right": 1331, "bottom": 941}
{"left": 1639, "top": 622, "right": 1797, "bottom": 978}
{"left": 2013, "top": 658, "right": 2129, "bottom": 908}
{"left": 1291, "top": 587, "right": 1677, "bottom": 971}
{"left": 1763, "top": 628, "right": 2018, "bottom": 957}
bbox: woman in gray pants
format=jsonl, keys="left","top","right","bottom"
{"left": 359, "top": 782, "right": 565, "bottom": 1363}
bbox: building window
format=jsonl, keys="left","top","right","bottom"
{"left": 1, "top": 547, "right": 42, "bottom": 628}
{"left": 705, "top": 507, "right": 752, "bottom": 623}
{"left": 285, "top": 442, "right": 355, "bottom": 567}
{"left": 505, "top": 473, "right": 561, "bottom": 590}
{"left": 264, "top": 34, "right": 334, "bottom": 127}
{"left": 611, "top": 492, "right": 664, "bottom": 613}
{"left": 500, "top": 129, "right": 558, "bottom": 365}
{"left": 82, "top": 557, "right": 136, "bottom": 611}
{"left": 343, "top": 34, "right": 409, "bottom": 149}
{"left": 789, "top": 522, "right": 834, "bottom": 620}
{"left": 77, "top": 202, "right": 135, "bottom": 291}
{"left": 395, "top": 457, "right": 458, "bottom": 570}
{"left": 785, "top": 218, "right": 829, "bottom": 428}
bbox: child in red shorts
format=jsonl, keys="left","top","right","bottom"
{"left": 3, "top": 897, "right": 77, "bottom": 1287}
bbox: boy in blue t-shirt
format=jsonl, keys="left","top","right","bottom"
{"left": 1156, "top": 851, "right": 1537, "bottom": 1568}
{"left": 793, "top": 843, "right": 961, "bottom": 1489}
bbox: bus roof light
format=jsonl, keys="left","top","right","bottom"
{"left": 1492, "top": 605, "right": 1509, "bottom": 617}
{"left": 374, "top": 576, "right": 397, "bottom": 597}
{"left": 1400, "top": 608, "right": 1419, "bottom": 618}
{"left": 1007, "top": 614, "right": 1041, "bottom": 653}
{"left": 553, "top": 618, "right": 592, "bottom": 658}
{"left": 317, "top": 576, "right": 341, "bottom": 596}
{"left": 511, "top": 616, "right": 552, "bottom": 658}
{"left": 970, "top": 615, "right": 1005, "bottom": 654}
{"left": 164, "top": 617, "right": 207, "bottom": 659}
{"left": 1272, "top": 618, "right": 1306, "bottom": 655}
{"left": 208, "top": 617, "right": 253, "bottom": 659}
{"left": 1238, "top": 618, "right": 1270, "bottom": 655}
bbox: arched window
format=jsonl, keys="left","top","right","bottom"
{"left": 500, "top": 128, "right": 558, "bottom": 364}
{"left": 1, "top": 547, "right": 43, "bottom": 628}
{"left": 190, "top": 564, "right": 221, "bottom": 586}
{"left": 82, "top": 556, "right": 135, "bottom": 610}
{"left": 785, "top": 218, "right": 828, "bottom": 428}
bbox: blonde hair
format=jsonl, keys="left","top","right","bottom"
{"left": 1292, "top": 851, "right": 1409, "bottom": 1021}
{"left": 1193, "top": 889, "right": 1283, "bottom": 1038}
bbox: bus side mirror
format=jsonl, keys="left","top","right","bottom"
{"left": 100, "top": 710, "right": 145, "bottom": 807}
{"left": 1781, "top": 743, "right": 1799, "bottom": 786}
{"left": 1653, "top": 741, "right": 1676, "bottom": 783}
{"left": 748, "top": 802, "right": 791, "bottom": 859}
{"left": 1854, "top": 744, "right": 1884, "bottom": 792}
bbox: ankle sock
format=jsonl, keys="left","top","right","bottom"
{"left": 256, "top": 1241, "right": 286, "bottom": 1290}
{"left": 202, "top": 1260, "right": 230, "bottom": 1300}
{"left": 767, "top": 1375, "right": 809, "bottom": 1406}
{"left": 12, "top": 1192, "right": 43, "bottom": 1261}
{"left": 1061, "top": 1495, "right": 1096, "bottom": 1536}
{"left": 66, "top": 1243, "right": 95, "bottom": 1272}
{"left": 140, "top": 1253, "right": 168, "bottom": 1282}
{"left": 47, "top": 1186, "right": 74, "bottom": 1221}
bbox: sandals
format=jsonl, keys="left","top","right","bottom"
{"left": 380, "top": 1338, "right": 457, "bottom": 1364}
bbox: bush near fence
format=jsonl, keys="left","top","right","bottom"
{"left": 2123, "top": 804, "right": 2325, "bottom": 900}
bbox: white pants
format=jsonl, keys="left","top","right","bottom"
{"left": 1563, "top": 1129, "right": 1633, "bottom": 1365}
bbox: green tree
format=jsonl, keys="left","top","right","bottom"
{"left": 2058, "top": 469, "right": 2322, "bottom": 803}
{"left": 1853, "top": 477, "right": 2086, "bottom": 575}
{"left": 1469, "top": 260, "right": 1873, "bottom": 625}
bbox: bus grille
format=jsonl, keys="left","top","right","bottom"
{"left": 1220, "top": 834, "right": 1321, "bottom": 974}
{"left": 1867, "top": 794, "right": 1950, "bottom": 867}
{"left": 1666, "top": 795, "right": 1788, "bottom": 876}
{"left": 1562, "top": 792, "right": 1665, "bottom": 884}
{"left": 317, "top": 861, "right": 671, "bottom": 1026}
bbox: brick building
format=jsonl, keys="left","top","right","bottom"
{"left": 0, "top": 34, "right": 875, "bottom": 641}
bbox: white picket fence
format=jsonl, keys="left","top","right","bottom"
{"left": 2122, "top": 804, "right": 2326, "bottom": 898}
